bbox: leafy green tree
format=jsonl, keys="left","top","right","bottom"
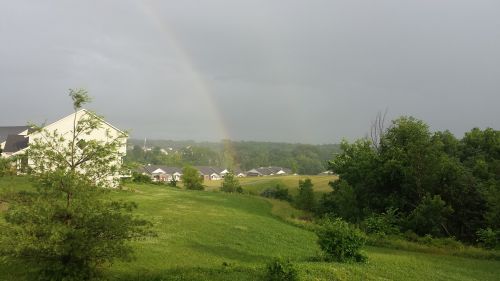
{"left": 317, "top": 180, "right": 362, "bottom": 222}
{"left": 460, "top": 128, "right": 500, "bottom": 232}
{"left": 407, "top": 195, "right": 453, "bottom": 237}
{"left": 220, "top": 171, "right": 242, "bottom": 193}
{"left": 0, "top": 89, "right": 151, "bottom": 280}
{"left": 181, "top": 165, "right": 204, "bottom": 190}
{"left": 295, "top": 178, "right": 315, "bottom": 211}
{"left": 325, "top": 116, "right": 496, "bottom": 242}
{"left": 328, "top": 139, "right": 380, "bottom": 213}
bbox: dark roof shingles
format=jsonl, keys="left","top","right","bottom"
{"left": 3, "top": 135, "right": 29, "bottom": 153}
{"left": 0, "top": 126, "right": 29, "bottom": 143}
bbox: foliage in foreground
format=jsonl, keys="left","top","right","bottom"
{"left": 0, "top": 89, "right": 151, "bottom": 280}
{"left": 0, "top": 174, "right": 151, "bottom": 280}
{"left": 315, "top": 218, "right": 367, "bottom": 262}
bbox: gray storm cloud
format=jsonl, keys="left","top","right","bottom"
{"left": 1, "top": 0, "right": 499, "bottom": 143}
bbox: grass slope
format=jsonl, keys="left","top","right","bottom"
{"left": 1, "top": 177, "right": 500, "bottom": 280}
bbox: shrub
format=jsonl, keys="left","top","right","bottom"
{"left": 260, "top": 184, "right": 292, "bottom": 201}
{"left": 315, "top": 217, "right": 367, "bottom": 262}
{"left": 220, "top": 171, "right": 243, "bottom": 193}
{"left": 476, "top": 228, "right": 499, "bottom": 250}
{"left": 181, "top": 166, "right": 204, "bottom": 190}
{"left": 363, "top": 208, "right": 400, "bottom": 236}
{"left": 265, "top": 258, "right": 298, "bottom": 281}
{"left": 169, "top": 178, "right": 178, "bottom": 188}
{"left": 132, "top": 172, "right": 152, "bottom": 183}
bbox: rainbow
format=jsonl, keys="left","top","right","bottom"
{"left": 137, "top": 1, "right": 238, "bottom": 166}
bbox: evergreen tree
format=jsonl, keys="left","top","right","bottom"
{"left": 295, "top": 178, "right": 315, "bottom": 211}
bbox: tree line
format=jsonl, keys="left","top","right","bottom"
{"left": 316, "top": 116, "right": 499, "bottom": 244}
{"left": 125, "top": 139, "right": 340, "bottom": 175}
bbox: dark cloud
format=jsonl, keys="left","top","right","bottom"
{"left": 1, "top": 0, "right": 499, "bottom": 143}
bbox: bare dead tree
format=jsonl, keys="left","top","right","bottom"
{"left": 370, "top": 109, "right": 388, "bottom": 151}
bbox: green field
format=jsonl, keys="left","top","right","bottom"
{"left": 1, "top": 177, "right": 500, "bottom": 280}
{"left": 202, "top": 175, "right": 337, "bottom": 195}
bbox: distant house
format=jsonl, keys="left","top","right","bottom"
{"left": 246, "top": 168, "right": 263, "bottom": 177}
{"left": 140, "top": 165, "right": 182, "bottom": 182}
{"left": 249, "top": 166, "right": 292, "bottom": 176}
{"left": 219, "top": 168, "right": 246, "bottom": 178}
{"left": 195, "top": 166, "right": 223, "bottom": 181}
{"left": 0, "top": 110, "right": 127, "bottom": 182}
{"left": 140, "top": 165, "right": 238, "bottom": 182}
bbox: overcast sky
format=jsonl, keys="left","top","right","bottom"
{"left": 1, "top": 0, "right": 499, "bottom": 144}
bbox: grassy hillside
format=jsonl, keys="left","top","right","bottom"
{"left": 1, "top": 177, "right": 500, "bottom": 280}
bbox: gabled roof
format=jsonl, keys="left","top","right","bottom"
{"left": 0, "top": 126, "right": 30, "bottom": 143}
{"left": 253, "top": 166, "right": 292, "bottom": 176}
{"left": 152, "top": 168, "right": 166, "bottom": 174}
{"left": 37, "top": 109, "right": 125, "bottom": 136}
{"left": 221, "top": 168, "right": 243, "bottom": 174}
{"left": 195, "top": 166, "right": 221, "bottom": 176}
{"left": 142, "top": 165, "right": 182, "bottom": 175}
{"left": 246, "top": 168, "right": 262, "bottom": 176}
{"left": 3, "top": 135, "right": 29, "bottom": 153}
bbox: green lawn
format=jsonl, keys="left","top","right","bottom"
{"left": 1, "top": 177, "right": 500, "bottom": 280}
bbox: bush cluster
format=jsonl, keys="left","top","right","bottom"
{"left": 265, "top": 258, "right": 298, "bottom": 281}
{"left": 476, "top": 228, "right": 499, "bottom": 250}
{"left": 315, "top": 218, "right": 367, "bottom": 262}
{"left": 260, "top": 184, "right": 292, "bottom": 201}
{"left": 362, "top": 208, "right": 400, "bottom": 236}
{"left": 131, "top": 172, "right": 152, "bottom": 183}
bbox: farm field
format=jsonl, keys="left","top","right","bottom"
{"left": 202, "top": 174, "right": 337, "bottom": 195}
{"left": 1, "top": 177, "right": 500, "bottom": 281}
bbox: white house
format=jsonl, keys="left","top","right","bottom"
{"left": 141, "top": 165, "right": 182, "bottom": 182}
{"left": 196, "top": 166, "right": 223, "bottom": 181}
{"left": 0, "top": 109, "right": 127, "bottom": 183}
